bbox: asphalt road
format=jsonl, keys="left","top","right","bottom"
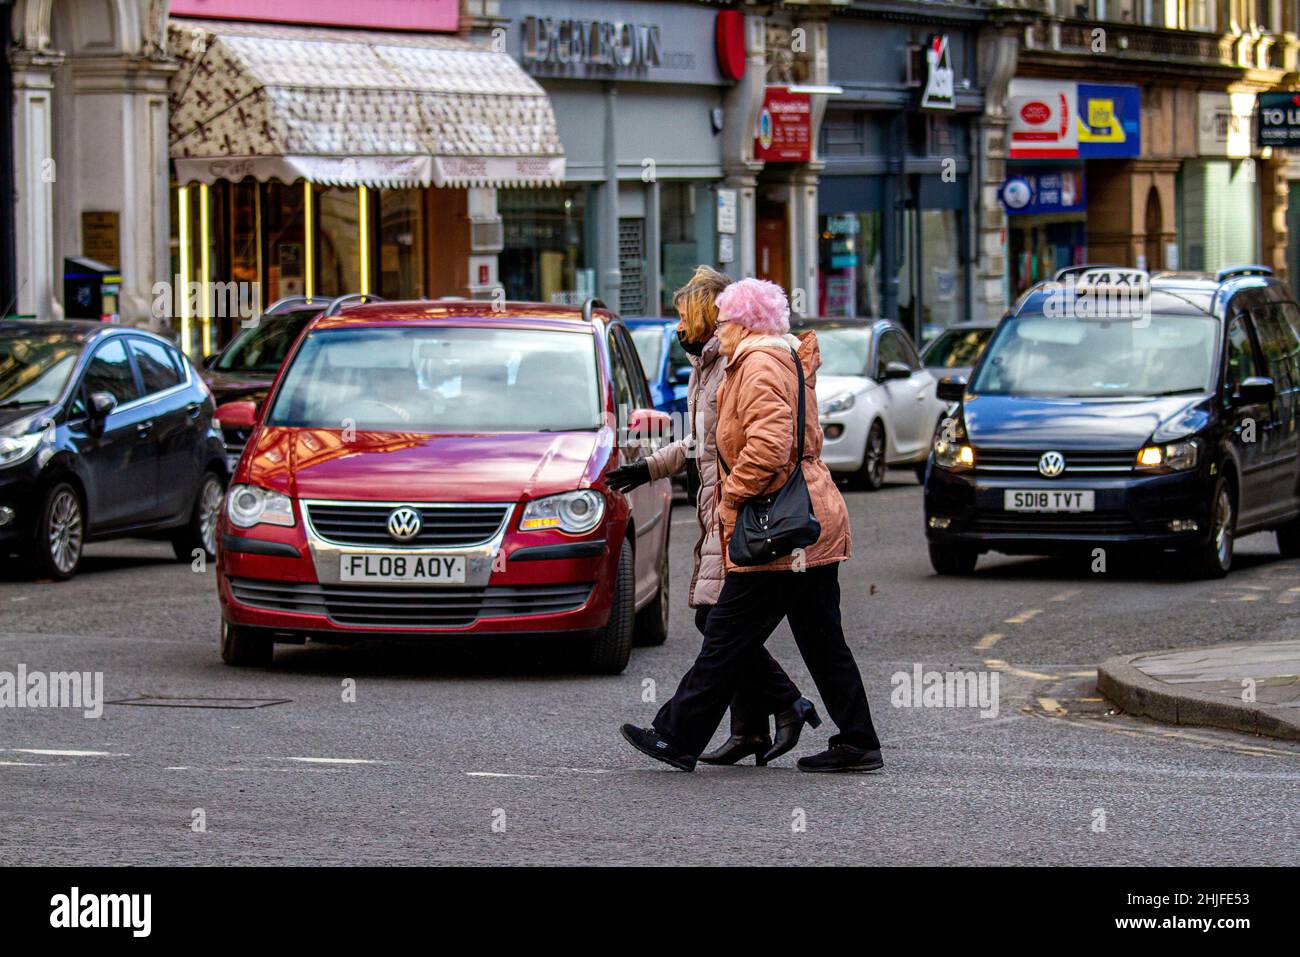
{"left": 2, "top": 474, "right": 1298, "bottom": 866}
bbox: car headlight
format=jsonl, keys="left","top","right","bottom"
{"left": 933, "top": 438, "right": 975, "bottom": 471}
{"left": 819, "top": 392, "right": 856, "bottom": 416}
{"left": 0, "top": 432, "right": 43, "bottom": 469}
{"left": 1136, "top": 439, "right": 1200, "bottom": 472}
{"left": 225, "top": 483, "right": 295, "bottom": 528}
{"left": 520, "top": 490, "right": 605, "bottom": 534}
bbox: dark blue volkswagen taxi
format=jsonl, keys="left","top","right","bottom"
{"left": 924, "top": 265, "right": 1300, "bottom": 578}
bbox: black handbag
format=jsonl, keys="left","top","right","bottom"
{"left": 719, "top": 345, "right": 821, "bottom": 567}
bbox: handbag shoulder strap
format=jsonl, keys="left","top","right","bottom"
{"left": 717, "top": 344, "right": 807, "bottom": 475}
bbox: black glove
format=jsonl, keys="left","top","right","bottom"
{"left": 607, "top": 461, "right": 651, "bottom": 493}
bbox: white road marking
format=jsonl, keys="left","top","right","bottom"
{"left": 0, "top": 760, "right": 58, "bottom": 766}
{"left": 3, "top": 748, "right": 127, "bottom": 757}
{"left": 284, "top": 757, "right": 378, "bottom": 765}
{"left": 465, "top": 771, "right": 542, "bottom": 779}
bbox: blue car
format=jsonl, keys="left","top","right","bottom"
{"left": 626, "top": 317, "right": 695, "bottom": 498}
{"left": 925, "top": 265, "right": 1300, "bottom": 579}
{"left": 625, "top": 318, "right": 690, "bottom": 426}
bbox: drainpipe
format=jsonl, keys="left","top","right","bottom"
{"left": 601, "top": 82, "right": 622, "bottom": 307}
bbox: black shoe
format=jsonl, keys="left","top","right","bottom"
{"left": 700, "top": 734, "right": 772, "bottom": 766}
{"left": 620, "top": 724, "right": 696, "bottom": 772}
{"left": 796, "top": 744, "right": 883, "bottom": 773}
{"left": 763, "top": 697, "right": 822, "bottom": 764}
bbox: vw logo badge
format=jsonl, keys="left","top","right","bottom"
{"left": 386, "top": 507, "right": 422, "bottom": 542}
{"left": 1038, "top": 451, "right": 1066, "bottom": 478}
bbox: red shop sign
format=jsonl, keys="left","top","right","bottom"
{"left": 754, "top": 87, "right": 811, "bottom": 163}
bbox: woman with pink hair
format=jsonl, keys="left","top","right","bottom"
{"left": 621, "top": 278, "right": 883, "bottom": 773}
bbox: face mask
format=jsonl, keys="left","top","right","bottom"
{"left": 677, "top": 328, "right": 704, "bottom": 357}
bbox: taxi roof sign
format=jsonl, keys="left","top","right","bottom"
{"left": 1053, "top": 265, "right": 1149, "bottom": 288}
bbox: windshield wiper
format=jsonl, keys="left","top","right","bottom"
{"left": 1152, "top": 387, "right": 1206, "bottom": 396}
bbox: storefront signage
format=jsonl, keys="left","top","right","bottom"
{"left": 921, "top": 35, "right": 955, "bottom": 111}
{"left": 717, "top": 189, "right": 738, "bottom": 235}
{"left": 522, "top": 16, "right": 661, "bottom": 70}
{"left": 168, "top": 0, "right": 459, "bottom": 32}
{"left": 82, "top": 212, "right": 121, "bottom": 270}
{"left": 1198, "top": 92, "right": 1254, "bottom": 158}
{"left": 504, "top": 0, "right": 723, "bottom": 84}
{"left": 1077, "top": 84, "right": 1141, "bottom": 158}
{"left": 755, "top": 87, "right": 812, "bottom": 163}
{"left": 1010, "top": 80, "right": 1077, "bottom": 159}
{"left": 1009, "top": 80, "right": 1140, "bottom": 159}
{"left": 715, "top": 9, "right": 746, "bottom": 82}
{"left": 1257, "top": 91, "right": 1300, "bottom": 148}
{"left": 1000, "top": 168, "right": 1086, "bottom": 216}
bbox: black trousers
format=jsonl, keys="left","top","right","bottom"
{"left": 693, "top": 605, "right": 801, "bottom": 734}
{"left": 656, "top": 563, "right": 881, "bottom": 756}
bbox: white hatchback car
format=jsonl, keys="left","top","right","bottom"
{"left": 797, "top": 319, "right": 949, "bottom": 490}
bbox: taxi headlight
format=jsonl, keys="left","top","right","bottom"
{"left": 520, "top": 490, "right": 605, "bottom": 534}
{"left": 1136, "top": 439, "right": 1199, "bottom": 472}
{"left": 225, "top": 483, "right": 295, "bottom": 528}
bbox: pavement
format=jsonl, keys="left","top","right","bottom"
{"left": 3, "top": 473, "right": 1300, "bottom": 865}
{"left": 1099, "top": 640, "right": 1300, "bottom": 741}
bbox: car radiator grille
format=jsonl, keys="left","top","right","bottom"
{"left": 305, "top": 503, "right": 511, "bottom": 548}
{"left": 971, "top": 513, "right": 1138, "bottom": 536}
{"left": 228, "top": 579, "right": 594, "bottom": 628}
{"left": 975, "top": 448, "right": 1136, "bottom": 475}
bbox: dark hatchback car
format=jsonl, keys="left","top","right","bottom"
{"left": 925, "top": 266, "right": 1300, "bottom": 578}
{"left": 0, "top": 321, "right": 226, "bottom": 579}
{"left": 202, "top": 296, "right": 339, "bottom": 470}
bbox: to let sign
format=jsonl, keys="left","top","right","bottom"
{"left": 755, "top": 87, "right": 811, "bottom": 163}
{"left": 1258, "top": 92, "right": 1300, "bottom": 148}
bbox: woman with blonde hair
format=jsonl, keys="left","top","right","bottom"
{"left": 608, "top": 266, "right": 820, "bottom": 765}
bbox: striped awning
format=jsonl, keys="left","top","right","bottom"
{"left": 167, "top": 19, "right": 565, "bottom": 188}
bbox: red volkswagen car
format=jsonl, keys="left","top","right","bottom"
{"left": 215, "top": 300, "right": 673, "bottom": 673}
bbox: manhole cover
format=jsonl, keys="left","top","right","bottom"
{"left": 106, "top": 696, "right": 291, "bottom": 710}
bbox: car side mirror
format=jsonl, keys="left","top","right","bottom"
{"left": 88, "top": 391, "right": 118, "bottom": 419}
{"left": 669, "top": 364, "right": 692, "bottom": 385}
{"left": 214, "top": 399, "right": 258, "bottom": 429}
{"left": 1235, "top": 376, "right": 1276, "bottom": 406}
{"left": 627, "top": 407, "right": 673, "bottom": 450}
{"left": 882, "top": 361, "right": 912, "bottom": 381}
{"left": 936, "top": 376, "right": 968, "bottom": 402}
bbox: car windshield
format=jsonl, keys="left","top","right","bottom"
{"left": 0, "top": 333, "right": 82, "bottom": 407}
{"left": 268, "top": 326, "right": 603, "bottom": 433}
{"left": 215, "top": 313, "right": 315, "bottom": 373}
{"left": 630, "top": 326, "right": 666, "bottom": 377}
{"left": 923, "top": 327, "right": 994, "bottom": 369}
{"left": 971, "top": 314, "right": 1219, "bottom": 398}
{"left": 812, "top": 327, "right": 872, "bottom": 376}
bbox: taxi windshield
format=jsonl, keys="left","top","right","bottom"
{"left": 971, "top": 314, "right": 1219, "bottom": 398}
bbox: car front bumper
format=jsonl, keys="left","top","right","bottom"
{"left": 217, "top": 521, "right": 617, "bottom": 638}
{"left": 924, "top": 465, "right": 1215, "bottom": 554}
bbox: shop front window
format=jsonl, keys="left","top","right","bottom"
{"left": 316, "top": 187, "right": 362, "bottom": 298}
{"left": 500, "top": 187, "right": 593, "bottom": 304}
{"left": 659, "top": 182, "right": 717, "bottom": 313}
{"left": 263, "top": 182, "right": 307, "bottom": 303}
{"left": 817, "top": 212, "right": 883, "bottom": 318}
{"left": 919, "top": 209, "right": 965, "bottom": 339}
{"left": 378, "top": 189, "right": 425, "bottom": 300}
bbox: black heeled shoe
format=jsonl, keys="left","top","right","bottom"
{"left": 763, "top": 697, "right": 822, "bottom": 764}
{"left": 699, "top": 733, "right": 772, "bottom": 766}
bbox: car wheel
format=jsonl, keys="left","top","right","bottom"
{"left": 634, "top": 535, "right": 670, "bottom": 647}
{"left": 171, "top": 470, "right": 224, "bottom": 563}
{"left": 1183, "top": 477, "right": 1235, "bottom": 579}
{"left": 852, "top": 420, "right": 888, "bottom": 491}
{"left": 32, "top": 481, "right": 84, "bottom": 581}
{"left": 585, "top": 538, "right": 635, "bottom": 673}
{"left": 220, "top": 619, "right": 273, "bottom": 666}
{"left": 929, "top": 542, "right": 978, "bottom": 576}
{"left": 1277, "top": 514, "right": 1300, "bottom": 558}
